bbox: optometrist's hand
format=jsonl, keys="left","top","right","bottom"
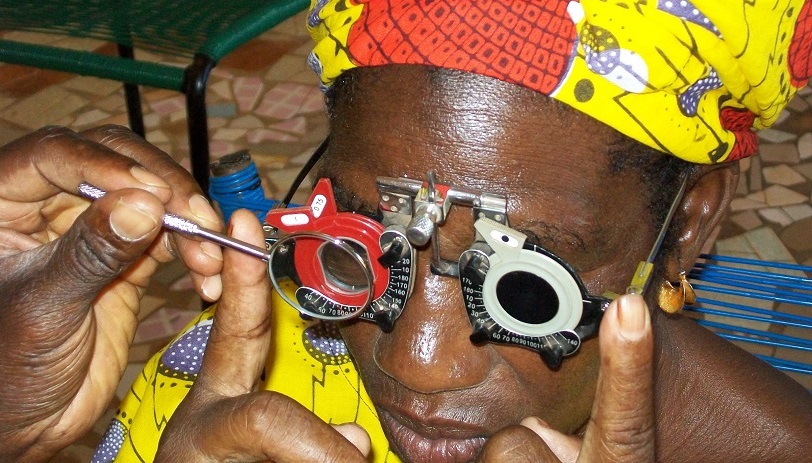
{"left": 154, "top": 210, "right": 371, "bottom": 463}
{"left": 0, "top": 126, "right": 224, "bottom": 462}
{"left": 477, "top": 294, "right": 655, "bottom": 463}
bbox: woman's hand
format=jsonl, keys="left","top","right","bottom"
{"left": 478, "top": 294, "right": 655, "bottom": 463}
{"left": 155, "top": 210, "right": 371, "bottom": 463}
{"left": 0, "top": 126, "right": 224, "bottom": 462}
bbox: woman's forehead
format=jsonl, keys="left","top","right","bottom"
{"left": 326, "top": 67, "right": 620, "bottom": 190}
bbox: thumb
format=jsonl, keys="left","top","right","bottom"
{"left": 44, "top": 188, "right": 164, "bottom": 307}
{"left": 520, "top": 417, "right": 581, "bottom": 463}
{"left": 478, "top": 425, "right": 559, "bottom": 462}
{"left": 332, "top": 423, "right": 372, "bottom": 457}
{"left": 579, "top": 294, "right": 655, "bottom": 463}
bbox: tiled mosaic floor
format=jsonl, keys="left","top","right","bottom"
{"left": 0, "top": 11, "right": 809, "bottom": 462}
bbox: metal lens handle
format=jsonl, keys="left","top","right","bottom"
{"left": 267, "top": 231, "right": 375, "bottom": 320}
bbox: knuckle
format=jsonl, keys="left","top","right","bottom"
{"left": 592, "top": 416, "right": 655, "bottom": 461}
{"left": 84, "top": 124, "right": 131, "bottom": 139}
{"left": 90, "top": 125, "right": 137, "bottom": 149}
{"left": 38, "top": 126, "right": 80, "bottom": 146}
{"left": 243, "top": 393, "right": 281, "bottom": 430}
{"left": 244, "top": 394, "right": 301, "bottom": 453}
{"left": 57, "top": 228, "right": 129, "bottom": 283}
{"left": 33, "top": 126, "right": 80, "bottom": 155}
{"left": 240, "top": 395, "right": 357, "bottom": 462}
{"left": 239, "top": 392, "right": 298, "bottom": 440}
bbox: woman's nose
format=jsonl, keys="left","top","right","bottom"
{"left": 372, "top": 252, "right": 496, "bottom": 393}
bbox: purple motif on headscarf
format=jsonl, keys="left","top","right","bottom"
{"left": 584, "top": 44, "right": 622, "bottom": 76}
{"left": 678, "top": 68, "right": 722, "bottom": 116}
{"left": 658, "top": 0, "right": 721, "bottom": 36}
{"left": 580, "top": 24, "right": 622, "bottom": 76}
{"left": 308, "top": 0, "right": 330, "bottom": 28}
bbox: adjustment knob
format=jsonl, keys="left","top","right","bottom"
{"left": 406, "top": 211, "right": 435, "bottom": 246}
{"left": 373, "top": 311, "right": 396, "bottom": 333}
{"left": 378, "top": 235, "right": 407, "bottom": 267}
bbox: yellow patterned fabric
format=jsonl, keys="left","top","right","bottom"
{"left": 307, "top": 0, "right": 812, "bottom": 163}
{"left": 93, "top": 283, "right": 402, "bottom": 463}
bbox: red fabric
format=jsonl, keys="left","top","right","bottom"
{"left": 347, "top": 0, "right": 577, "bottom": 95}
{"left": 719, "top": 107, "right": 758, "bottom": 161}
{"left": 788, "top": 0, "right": 812, "bottom": 88}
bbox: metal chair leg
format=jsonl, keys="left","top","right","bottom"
{"left": 183, "top": 54, "right": 216, "bottom": 197}
{"left": 116, "top": 44, "right": 145, "bottom": 137}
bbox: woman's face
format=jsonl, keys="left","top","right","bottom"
{"left": 318, "top": 66, "right": 659, "bottom": 463}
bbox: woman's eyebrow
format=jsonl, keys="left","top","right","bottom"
{"left": 329, "top": 179, "right": 379, "bottom": 216}
{"left": 515, "top": 219, "right": 593, "bottom": 252}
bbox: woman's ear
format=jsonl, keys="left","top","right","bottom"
{"left": 663, "top": 162, "right": 741, "bottom": 279}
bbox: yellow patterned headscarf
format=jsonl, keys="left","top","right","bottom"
{"left": 307, "top": 0, "right": 812, "bottom": 164}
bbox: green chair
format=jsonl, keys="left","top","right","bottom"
{"left": 0, "top": 0, "right": 310, "bottom": 194}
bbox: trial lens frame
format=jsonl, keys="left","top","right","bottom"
{"left": 264, "top": 168, "right": 690, "bottom": 368}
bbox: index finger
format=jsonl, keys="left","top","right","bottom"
{"left": 579, "top": 294, "right": 655, "bottom": 463}
{"left": 0, "top": 126, "right": 172, "bottom": 202}
{"left": 79, "top": 125, "right": 209, "bottom": 215}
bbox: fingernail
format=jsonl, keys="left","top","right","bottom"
{"left": 110, "top": 201, "right": 159, "bottom": 241}
{"left": 520, "top": 416, "right": 551, "bottom": 430}
{"left": 617, "top": 294, "right": 648, "bottom": 340}
{"left": 200, "top": 241, "right": 223, "bottom": 261}
{"left": 130, "top": 166, "right": 169, "bottom": 189}
{"left": 189, "top": 194, "right": 220, "bottom": 228}
{"left": 201, "top": 275, "right": 222, "bottom": 300}
{"left": 332, "top": 423, "right": 372, "bottom": 457}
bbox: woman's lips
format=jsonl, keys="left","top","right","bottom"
{"left": 378, "top": 408, "right": 489, "bottom": 463}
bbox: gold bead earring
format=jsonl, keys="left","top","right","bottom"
{"left": 657, "top": 271, "right": 696, "bottom": 314}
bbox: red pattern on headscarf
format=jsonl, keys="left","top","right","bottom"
{"left": 347, "top": 0, "right": 577, "bottom": 94}
{"left": 788, "top": 0, "right": 812, "bottom": 88}
{"left": 719, "top": 107, "right": 758, "bottom": 161}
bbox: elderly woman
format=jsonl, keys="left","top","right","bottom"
{"left": 109, "top": 1, "right": 809, "bottom": 461}
{"left": 1, "top": 1, "right": 810, "bottom": 462}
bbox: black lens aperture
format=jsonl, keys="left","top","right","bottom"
{"left": 495, "top": 271, "right": 558, "bottom": 324}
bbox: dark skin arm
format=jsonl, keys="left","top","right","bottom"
{"left": 0, "top": 127, "right": 368, "bottom": 463}
{"left": 479, "top": 294, "right": 657, "bottom": 463}
{"left": 477, "top": 302, "right": 812, "bottom": 463}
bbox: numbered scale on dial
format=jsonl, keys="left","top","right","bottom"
{"left": 265, "top": 179, "right": 417, "bottom": 330}
{"left": 459, "top": 219, "right": 607, "bottom": 369}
